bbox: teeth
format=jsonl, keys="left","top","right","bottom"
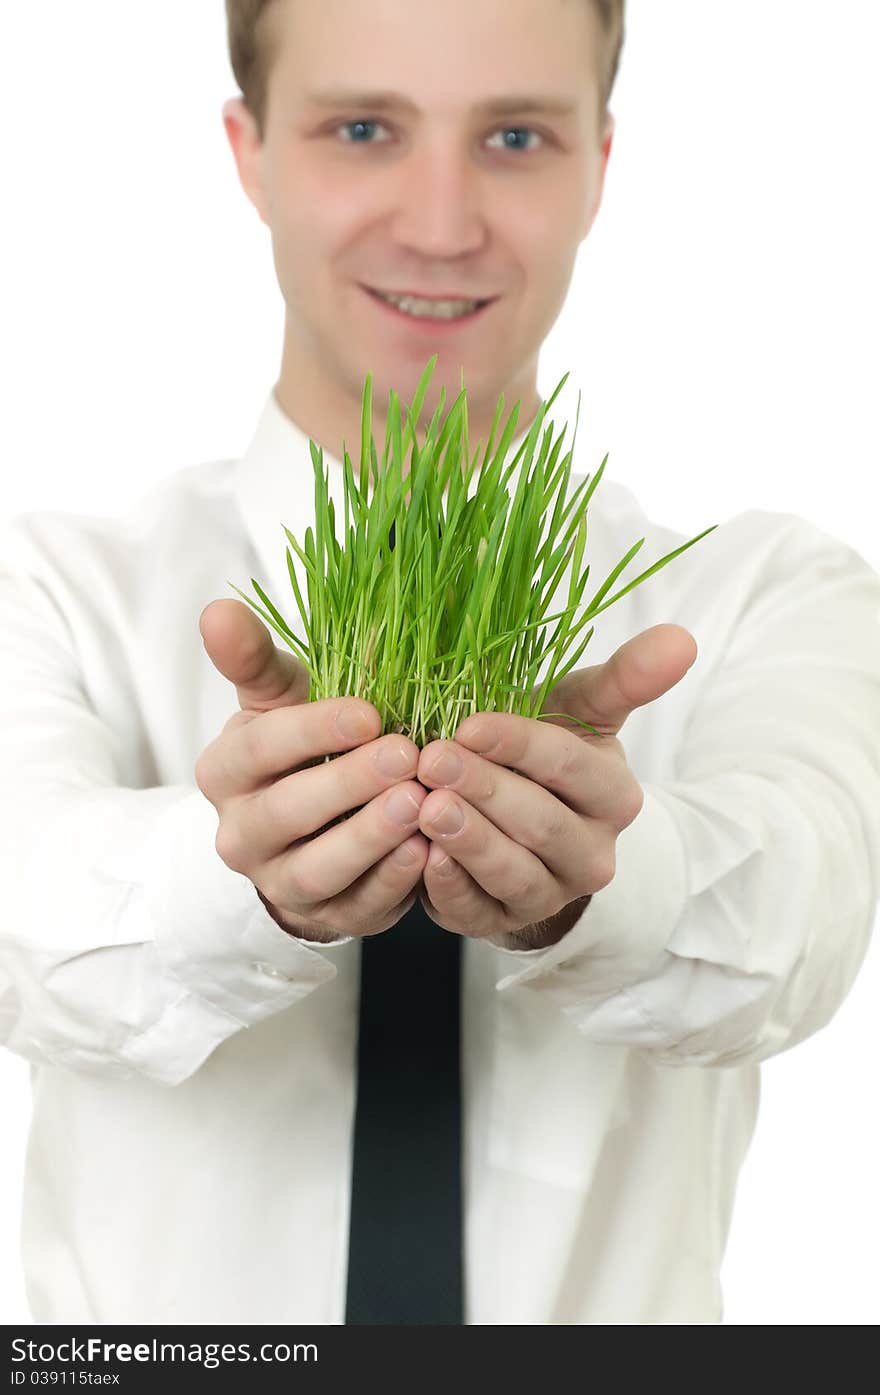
{"left": 374, "top": 290, "right": 483, "bottom": 319}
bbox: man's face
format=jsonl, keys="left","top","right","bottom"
{"left": 224, "top": 0, "right": 613, "bottom": 449}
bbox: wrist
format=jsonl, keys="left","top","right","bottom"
{"left": 256, "top": 888, "right": 345, "bottom": 944}
{"left": 501, "top": 894, "right": 592, "bottom": 951}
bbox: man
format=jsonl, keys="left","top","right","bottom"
{"left": 0, "top": 0, "right": 877, "bottom": 1325}
{"left": 211, "top": 0, "right": 695, "bottom": 951}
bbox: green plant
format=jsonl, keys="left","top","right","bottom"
{"left": 229, "top": 356, "right": 716, "bottom": 745}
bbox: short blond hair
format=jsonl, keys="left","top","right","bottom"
{"left": 226, "top": 0, "right": 626, "bottom": 143}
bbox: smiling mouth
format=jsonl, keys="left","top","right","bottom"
{"left": 368, "top": 286, "right": 492, "bottom": 302}
{"left": 361, "top": 284, "right": 497, "bottom": 323}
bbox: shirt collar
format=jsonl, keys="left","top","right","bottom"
{"left": 231, "top": 388, "right": 339, "bottom": 609}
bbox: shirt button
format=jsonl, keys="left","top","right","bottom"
{"left": 253, "top": 960, "right": 288, "bottom": 980}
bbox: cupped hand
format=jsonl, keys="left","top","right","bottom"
{"left": 414, "top": 623, "right": 698, "bottom": 942}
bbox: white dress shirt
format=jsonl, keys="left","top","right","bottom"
{"left": 1, "top": 387, "right": 878, "bottom": 1325}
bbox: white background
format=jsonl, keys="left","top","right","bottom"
{"left": 1, "top": 0, "right": 878, "bottom": 1324}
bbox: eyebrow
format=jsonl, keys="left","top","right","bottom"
{"left": 303, "top": 88, "right": 578, "bottom": 118}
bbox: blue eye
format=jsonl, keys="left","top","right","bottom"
{"left": 333, "top": 120, "right": 544, "bottom": 153}
{"left": 488, "top": 127, "right": 543, "bottom": 153}
{"left": 338, "top": 120, "right": 388, "bottom": 143}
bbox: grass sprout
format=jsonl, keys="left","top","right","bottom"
{"left": 228, "top": 356, "right": 717, "bottom": 745}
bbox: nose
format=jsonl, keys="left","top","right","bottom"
{"left": 388, "top": 135, "right": 488, "bottom": 259}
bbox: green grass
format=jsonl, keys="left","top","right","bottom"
{"left": 229, "top": 356, "right": 716, "bottom": 745}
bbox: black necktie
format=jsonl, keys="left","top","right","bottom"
{"left": 344, "top": 518, "right": 464, "bottom": 1325}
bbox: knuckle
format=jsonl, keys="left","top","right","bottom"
{"left": 506, "top": 868, "right": 539, "bottom": 905}
{"left": 551, "top": 741, "right": 582, "bottom": 785}
{"left": 194, "top": 748, "right": 216, "bottom": 797}
{"left": 264, "top": 866, "right": 325, "bottom": 922}
{"left": 509, "top": 728, "right": 532, "bottom": 769}
{"left": 242, "top": 714, "right": 274, "bottom": 771}
{"left": 224, "top": 709, "right": 256, "bottom": 734}
{"left": 589, "top": 845, "right": 616, "bottom": 891}
{"left": 620, "top": 782, "right": 645, "bottom": 827}
{"left": 218, "top": 710, "right": 250, "bottom": 743}
{"left": 530, "top": 806, "right": 566, "bottom": 853}
{"left": 215, "top": 820, "right": 249, "bottom": 874}
{"left": 284, "top": 857, "right": 326, "bottom": 910}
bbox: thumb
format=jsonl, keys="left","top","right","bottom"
{"left": 199, "top": 599, "right": 310, "bottom": 713}
{"left": 542, "top": 623, "right": 698, "bottom": 737}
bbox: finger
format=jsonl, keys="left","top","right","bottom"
{"left": 199, "top": 598, "right": 311, "bottom": 713}
{"left": 279, "top": 834, "right": 431, "bottom": 941}
{"left": 416, "top": 787, "right": 563, "bottom": 927}
{"left": 418, "top": 846, "right": 510, "bottom": 939}
{"left": 419, "top": 735, "right": 587, "bottom": 879}
{"left": 264, "top": 781, "right": 429, "bottom": 910}
{"left": 247, "top": 734, "right": 420, "bottom": 857}
{"left": 537, "top": 623, "right": 698, "bottom": 737}
{"left": 197, "top": 696, "right": 384, "bottom": 802}
{"left": 339, "top": 833, "right": 432, "bottom": 937}
{"left": 440, "top": 717, "right": 642, "bottom": 829}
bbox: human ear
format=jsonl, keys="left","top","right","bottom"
{"left": 221, "top": 96, "right": 269, "bottom": 226}
{"left": 580, "top": 111, "right": 615, "bottom": 242}
{"left": 601, "top": 111, "right": 615, "bottom": 165}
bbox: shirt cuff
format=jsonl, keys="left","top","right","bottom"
{"left": 142, "top": 789, "right": 354, "bottom": 1025}
{"left": 488, "top": 785, "right": 688, "bottom": 997}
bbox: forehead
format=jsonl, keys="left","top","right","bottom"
{"left": 268, "top": 0, "right": 598, "bottom": 112}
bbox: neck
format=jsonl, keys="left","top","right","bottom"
{"left": 273, "top": 332, "right": 545, "bottom": 477}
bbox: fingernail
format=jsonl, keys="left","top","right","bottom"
{"left": 386, "top": 787, "right": 421, "bottom": 825}
{"left": 391, "top": 840, "right": 419, "bottom": 867}
{"left": 430, "top": 800, "right": 464, "bottom": 836}
{"left": 376, "top": 742, "right": 416, "bottom": 778}
{"left": 456, "top": 721, "right": 497, "bottom": 753}
{"left": 425, "top": 747, "right": 462, "bottom": 785}
{"left": 336, "top": 706, "right": 371, "bottom": 740}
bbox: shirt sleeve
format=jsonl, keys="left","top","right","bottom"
{"left": 0, "top": 553, "right": 353, "bottom": 1089}
{"left": 485, "top": 515, "right": 880, "bottom": 1068}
